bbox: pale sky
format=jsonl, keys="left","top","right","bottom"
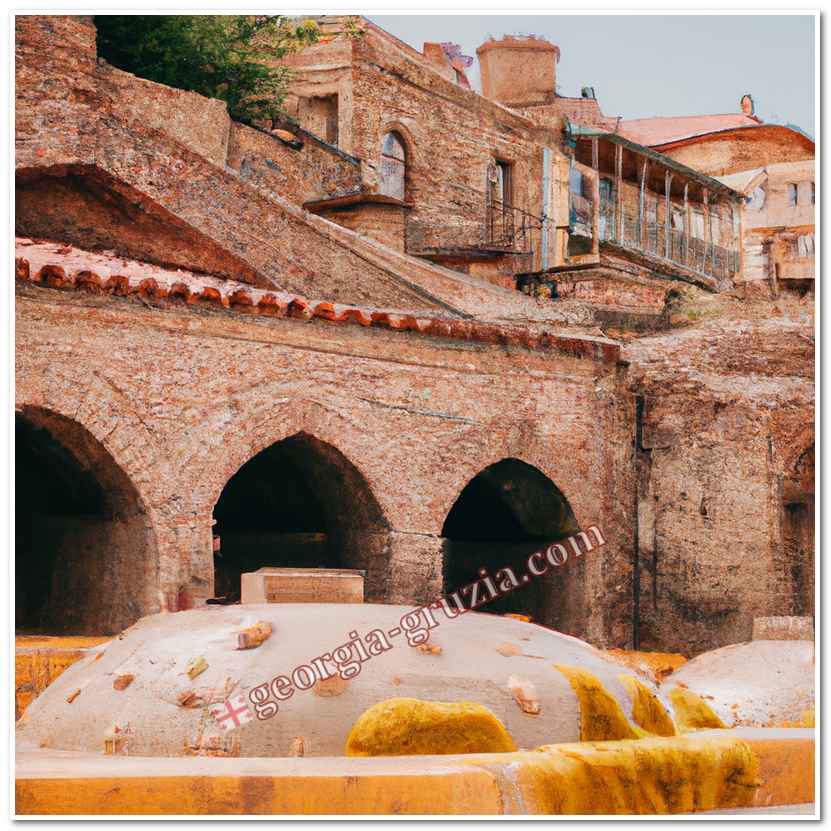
{"left": 369, "top": 15, "right": 815, "bottom": 137}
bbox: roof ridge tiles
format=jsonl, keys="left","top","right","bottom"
{"left": 15, "top": 253, "right": 620, "bottom": 363}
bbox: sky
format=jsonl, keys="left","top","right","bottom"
{"left": 369, "top": 15, "right": 815, "bottom": 137}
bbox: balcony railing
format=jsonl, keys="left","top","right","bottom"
{"left": 485, "top": 198, "right": 542, "bottom": 253}
{"left": 573, "top": 192, "right": 740, "bottom": 283}
{"left": 406, "top": 194, "right": 543, "bottom": 257}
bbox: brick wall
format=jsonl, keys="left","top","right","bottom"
{"left": 16, "top": 282, "right": 632, "bottom": 644}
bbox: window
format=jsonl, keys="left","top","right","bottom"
{"left": 788, "top": 183, "right": 798, "bottom": 207}
{"left": 379, "top": 132, "right": 407, "bottom": 200}
{"left": 599, "top": 177, "right": 613, "bottom": 202}
{"left": 811, "top": 182, "right": 815, "bottom": 205}
{"left": 796, "top": 234, "right": 815, "bottom": 258}
{"left": 671, "top": 208, "right": 684, "bottom": 230}
{"left": 494, "top": 160, "right": 513, "bottom": 207}
{"left": 748, "top": 185, "right": 766, "bottom": 211}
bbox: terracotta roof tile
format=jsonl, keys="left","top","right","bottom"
{"left": 617, "top": 114, "right": 762, "bottom": 147}
{"left": 15, "top": 238, "right": 619, "bottom": 364}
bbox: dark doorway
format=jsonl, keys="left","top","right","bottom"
{"left": 212, "top": 432, "right": 387, "bottom": 600}
{"left": 442, "top": 458, "right": 580, "bottom": 627}
{"left": 16, "top": 407, "right": 155, "bottom": 634}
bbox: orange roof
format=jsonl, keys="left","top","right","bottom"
{"left": 617, "top": 114, "right": 762, "bottom": 147}
{"left": 14, "top": 238, "right": 620, "bottom": 364}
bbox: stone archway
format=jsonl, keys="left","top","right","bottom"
{"left": 441, "top": 457, "right": 581, "bottom": 630}
{"left": 781, "top": 441, "right": 815, "bottom": 617}
{"left": 16, "top": 405, "right": 158, "bottom": 635}
{"left": 211, "top": 431, "right": 389, "bottom": 602}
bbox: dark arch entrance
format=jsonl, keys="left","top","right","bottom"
{"left": 16, "top": 407, "right": 156, "bottom": 635}
{"left": 212, "top": 432, "right": 388, "bottom": 601}
{"left": 782, "top": 443, "right": 814, "bottom": 617}
{"left": 441, "top": 458, "right": 580, "bottom": 628}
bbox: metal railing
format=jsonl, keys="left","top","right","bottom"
{"left": 485, "top": 195, "right": 544, "bottom": 253}
{"left": 405, "top": 191, "right": 544, "bottom": 257}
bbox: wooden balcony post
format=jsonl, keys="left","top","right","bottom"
{"left": 703, "top": 188, "right": 710, "bottom": 272}
{"left": 639, "top": 158, "right": 649, "bottom": 249}
{"left": 736, "top": 199, "right": 745, "bottom": 279}
{"left": 615, "top": 144, "right": 623, "bottom": 242}
{"left": 683, "top": 183, "right": 690, "bottom": 263}
{"left": 591, "top": 171, "right": 601, "bottom": 255}
{"left": 664, "top": 169, "right": 673, "bottom": 260}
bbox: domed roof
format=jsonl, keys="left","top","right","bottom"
{"left": 17, "top": 604, "right": 671, "bottom": 757}
{"left": 664, "top": 640, "right": 814, "bottom": 728}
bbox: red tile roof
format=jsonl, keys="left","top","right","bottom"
{"left": 15, "top": 238, "right": 620, "bottom": 364}
{"left": 617, "top": 114, "right": 762, "bottom": 147}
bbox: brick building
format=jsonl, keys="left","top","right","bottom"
{"left": 14, "top": 15, "right": 814, "bottom": 654}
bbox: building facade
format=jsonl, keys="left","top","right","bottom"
{"left": 14, "top": 15, "right": 814, "bottom": 655}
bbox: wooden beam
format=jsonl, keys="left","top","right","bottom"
{"left": 591, "top": 168, "right": 601, "bottom": 255}
{"left": 615, "top": 144, "right": 623, "bottom": 242}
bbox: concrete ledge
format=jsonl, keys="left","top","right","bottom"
{"left": 16, "top": 729, "right": 814, "bottom": 816}
{"left": 697, "top": 728, "right": 815, "bottom": 809}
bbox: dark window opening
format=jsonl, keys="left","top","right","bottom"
{"left": 495, "top": 160, "right": 513, "bottom": 208}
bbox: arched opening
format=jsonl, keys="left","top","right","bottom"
{"left": 782, "top": 443, "right": 814, "bottom": 616}
{"left": 379, "top": 131, "right": 407, "bottom": 200}
{"left": 212, "top": 432, "right": 388, "bottom": 601}
{"left": 16, "top": 407, "right": 156, "bottom": 635}
{"left": 441, "top": 459, "right": 580, "bottom": 628}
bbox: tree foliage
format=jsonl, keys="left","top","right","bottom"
{"left": 94, "top": 15, "right": 319, "bottom": 123}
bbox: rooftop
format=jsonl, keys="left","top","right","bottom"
{"left": 617, "top": 114, "right": 762, "bottom": 147}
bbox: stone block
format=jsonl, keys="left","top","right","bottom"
{"left": 752, "top": 616, "right": 814, "bottom": 641}
{"left": 240, "top": 567, "right": 364, "bottom": 604}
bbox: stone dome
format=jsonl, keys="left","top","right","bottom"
{"left": 664, "top": 640, "right": 815, "bottom": 728}
{"left": 17, "top": 604, "right": 673, "bottom": 757}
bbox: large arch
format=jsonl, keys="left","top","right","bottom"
{"left": 211, "top": 431, "right": 390, "bottom": 601}
{"left": 441, "top": 458, "right": 581, "bottom": 629}
{"left": 16, "top": 405, "right": 158, "bottom": 634}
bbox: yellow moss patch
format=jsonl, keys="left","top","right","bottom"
{"left": 522, "top": 735, "right": 759, "bottom": 814}
{"left": 345, "top": 698, "right": 516, "bottom": 757}
{"left": 619, "top": 674, "right": 677, "bottom": 737}
{"left": 554, "top": 665, "right": 640, "bottom": 741}
{"left": 668, "top": 686, "right": 728, "bottom": 731}
{"left": 15, "top": 636, "right": 110, "bottom": 720}
{"left": 604, "top": 649, "right": 688, "bottom": 683}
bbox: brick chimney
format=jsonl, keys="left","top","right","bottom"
{"left": 477, "top": 36, "right": 560, "bottom": 107}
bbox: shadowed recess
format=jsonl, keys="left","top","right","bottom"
{"left": 212, "top": 432, "right": 388, "bottom": 600}
{"left": 441, "top": 458, "right": 580, "bottom": 626}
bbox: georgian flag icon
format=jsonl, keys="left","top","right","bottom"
{"left": 210, "top": 694, "right": 254, "bottom": 731}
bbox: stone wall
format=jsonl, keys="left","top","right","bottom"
{"left": 625, "top": 308, "right": 814, "bottom": 654}
{"left": 16, "top": 280, "right": 632, "bottom": 645}
{"left": 227, "top": 121, "right": 362, "bottom": 205}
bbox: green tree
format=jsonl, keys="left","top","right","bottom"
{"left": 94, "top": 15, "right": 319, "bottom": 123}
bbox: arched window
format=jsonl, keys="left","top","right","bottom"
{"left": 379, "top": 131, "right": 407, "bottom": 200}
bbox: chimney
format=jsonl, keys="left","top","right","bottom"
{"left": 477, "top": 36, "right": 560, "bottom": 107}
{"left": 740, "top": 94, "right": 755, "bottom": 117}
